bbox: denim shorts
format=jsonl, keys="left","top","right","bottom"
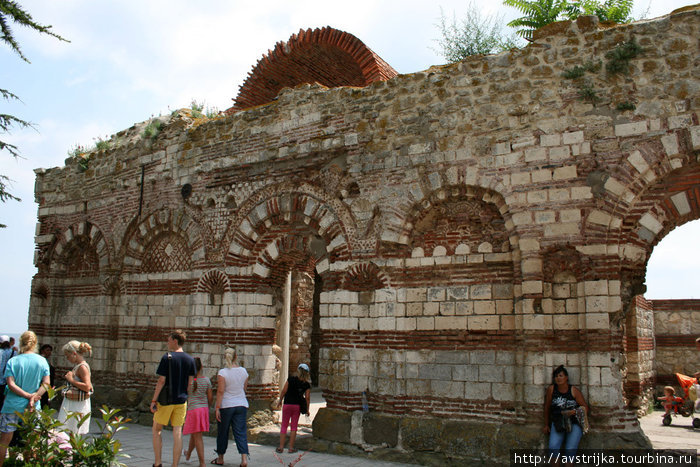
{"left": 0, "top": 413, "right": 21, "bottom": 433}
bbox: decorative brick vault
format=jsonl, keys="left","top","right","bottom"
{"left": 30, "top": 9, "right": 700, "bottom": 463}
{"left": 229, "top": 26, "right": 398, "bottom": 112}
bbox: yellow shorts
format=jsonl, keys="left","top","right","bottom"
{"left": 153, "top": 402, "right": 187, "bottom": 427}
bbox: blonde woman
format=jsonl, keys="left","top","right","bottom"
{"left": 58, "top": 340, "right": 93, "bottom": 435}
{"left": 212, "top": 347, "right": 249, "bottom": 467}
{"left": 0, "top": 331, "right": 50, "bottom": 467}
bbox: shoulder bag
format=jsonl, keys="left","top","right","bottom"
{"left": 62, "top": 362, "right": 93, "bottom": 401}
{"left": 157, "top": 352, "right": 174, "bottom": 406}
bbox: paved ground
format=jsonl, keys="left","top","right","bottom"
{"left": 638, "top": 409, "right": 700, "bottom": 451}
{"left": 112, "top": 390, "right": 413, "bottom": 466}
{"left": 112, "top": 422, "right": 413, "bottom": 467}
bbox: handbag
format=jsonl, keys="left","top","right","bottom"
{"left": 575, "top": 406, "right": 589, "bottom": 434}
{"left": 157, "top": 352, "right": 173, "bottom": 406}
{"left": 552, "top": 412, "right": 567, "bottom": 433}
{"left": 61, "top": 362, "right": 93, "bottom": 401}
{"left": 297, "top": 381, "right": 308, "bottom": 414}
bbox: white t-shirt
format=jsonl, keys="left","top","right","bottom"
{"left": 218, "top": 366, "right": 249, "bottom": 408}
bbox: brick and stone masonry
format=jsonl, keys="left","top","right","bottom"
{"left": 29, "top": 7, "right": 700, "bottom": 464}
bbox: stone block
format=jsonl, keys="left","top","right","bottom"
{"left": 362, "top": 412, "right": 399, "bottom": 447}
{"left": 468, "top": 315, "right": 499, "bottom": 330}
{"left": 439, "top": 420, "right": 499, "bottom": 460}
{"left": 615, "top": 121, "right": 648, "bottom": 137}
{"left": 464, "top": 382, "right": 491, "bottom": 399}
{"left": 313, "top": 408, "right": 352, "bottom": 443}
{"left": 435, "top": 316, "right": 467, "bottom": 329}
{"left": 400, "top": 417, "right": 444, "bottom": 451}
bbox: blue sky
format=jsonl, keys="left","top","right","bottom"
{"left": 1, "top": 1, "right": 698, "bottom": 334}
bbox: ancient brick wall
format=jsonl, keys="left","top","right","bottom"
{"left": 29, "top": 7, "right": 700, "bottom": 462}
{"left": 623, "top": 295, "right": 655, "bottom": 415}
{"left": 652, "top": 299, "right": 700, "bottom": 386}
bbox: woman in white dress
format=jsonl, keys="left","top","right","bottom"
{"left": 58, "top": 340, "right": 93, "bottom": 435}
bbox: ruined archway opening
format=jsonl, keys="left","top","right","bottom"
{"left": 622, "top": 220, "right": 700, "bottom": 420}
{"left": 265, "top": 239, "right": 325, "bottom": 390}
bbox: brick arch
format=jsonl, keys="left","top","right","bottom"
{"left": 263, "top": 236, "right": 325, "bottom": 288}
{"left": 229, "top": 26, "right": 397, "bottom": 111}
{"left": 583, "top": 128, "right": 695, "bottom": 241}
{"left": 122, "top": 208, "right": 204, "bottom": 273}
{"left": 224, "top": 183, "right": 354, "bottom": 269}
{"left": 384, "top": 183, "right": 516, "bottom": 255}
{"left": 50, "top": 221, "right": 110, "bottom": 276}
{"left": 196, "top": 269, "right": 231, "bottom": 295}
{"left": 343, "top": 262, "right": 388, "bottom": 291}
{"left": 617, "top": 161, "right": 700, "bottom": 270}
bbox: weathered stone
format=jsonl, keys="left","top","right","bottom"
{"left": 26, "top": 6, "right": 700, "bottom": 463}
{"left": 400, "top": 417, "right": 444, "bottom": 451}
{"left": 362, "top": 412, "right": 399, "bottom": 447}
{"left": 312, "top": 408, "right": 352, "bottom": 443}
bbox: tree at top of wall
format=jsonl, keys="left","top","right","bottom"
{"left": 0, "top": 0, "right": 68, "bottom": 227}
{"left": 504, "top": 0, "right": 635, "bottom": 41}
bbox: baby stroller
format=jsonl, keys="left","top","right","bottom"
{"left": 661, "top": 373, "right": 700, "bottom": 428}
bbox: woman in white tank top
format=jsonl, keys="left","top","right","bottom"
{"left": 211, "top": 347, "right": 249, "bottom": 467}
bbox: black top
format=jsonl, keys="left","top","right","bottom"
{"left": 551, "top": 384, "right": 579, "bottom": 425}
{"left": 283, "top": 376, "right": 311, "bottom": 406}
{"left": 156, "top": 351, "right": 196, "bottom": 404}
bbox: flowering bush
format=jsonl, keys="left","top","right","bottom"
{"left": 4, "top": 388, "right": 130, "bottom": 466}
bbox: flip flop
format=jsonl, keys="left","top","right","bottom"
{"left": 288, "top": 448, "right": 297, "bottom": 453}
{"left": 275, "top": 447, "right": 284, "bottom": 453}
{"left": 210, "top": 459, "right": 224, "bottom": 465}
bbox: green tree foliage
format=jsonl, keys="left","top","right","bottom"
{"left": 504, "top": 0, "right": 634, "bottom": 41}
{"left": 433, "top": 4, "right": 520, "bottom": 63}
{"left": 0, "top": 0, "right": 68, "bottom": 226}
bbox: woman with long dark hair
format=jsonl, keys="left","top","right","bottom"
{"left": 543, "top": 365, "right": 589, "bottom": 465}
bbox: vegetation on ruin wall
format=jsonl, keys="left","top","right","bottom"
{"left": 560, "top": 38, "right": 643, "bottom": 107}
{"left": 435, "top": 0, "right": 636, "bottom": 63}
{"left": 67, "top": 100, "right": 221, "bottom": 171}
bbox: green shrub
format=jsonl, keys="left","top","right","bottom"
{"left": 142, "top": 119, "right": 164, "bottom": 140}
{"left": 68, "top": 144, "right": 91, "bottom": 172}
{"left": 605, "top": 38, "right": 643, "bottom": 75}
{"left": 4, "top": 387, "right": 130, "bottom": 466}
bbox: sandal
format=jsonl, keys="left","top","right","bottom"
{"left": 288, "top": 448, "right": 297, "bottom": 453}
{"left": 275, "top": 447, "right": 284, "bottom": 453}
{"left": 210, "top": 459, "right": 224, "bottom": 465}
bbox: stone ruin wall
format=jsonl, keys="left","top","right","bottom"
{"left": 29, "top": 7, "right": 700, "bottom": 462}
{"left": 652, "top": 299, "right": 700, "bottom": 385}
{"left": 624, "top": 296, "right": 655, "bottom": 416}
{"left": 624, "top": 298, "right": 699, "bottom": 417}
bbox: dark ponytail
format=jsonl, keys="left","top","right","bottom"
{"left": 192, "top": 357, "right": 202, "bottom": 392}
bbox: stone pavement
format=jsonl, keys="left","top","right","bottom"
{"left": 111, "top": 421, "right": 414, "bottom": 466}
{"left": 638, "top": 409, "right": 700, "bottom": 452}
{"left": 94, "top": 406, "right": 699, "bottom": 466}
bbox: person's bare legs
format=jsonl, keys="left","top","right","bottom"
{"left": 240, "top": 453, "right": 248, "bottom": 467}
{"left": 152, "top": 421, "right": 164, "bottom": 467}
{"left": 288, "top": 430, "right": 297, "bottom": 451}
{"left": 0, "top": 431, "right": 14, "bottom": 467}
{"left": 172, "top": 425, "right": 183, "bottom": 467}
{"left": 278, "top": 430, "right": 287, "bottom": 451}
{"left": 184, "top": 435, "right": 194, "bottom": 461}
{"left": 193, "top": 432, "right": 205, "bottom": 467}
